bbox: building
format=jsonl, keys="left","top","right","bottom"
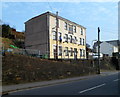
{"left": 25, "top": 12, "right": 86, "bottom": 59}
{"left": 93, "top": 40, "right": 119, "bottom": 57}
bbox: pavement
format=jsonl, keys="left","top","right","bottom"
{"left": 2, "top": 71, "right": 119, "bottom": 95}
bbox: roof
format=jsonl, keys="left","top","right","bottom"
{"left": 25, "top": 11, "right": 86, "bottom": 29}
{"left": 106, "top": 40, "right": 119, "bottom": 47}
{"left": 93, "top": 40, "right": 119, "bottom": 47}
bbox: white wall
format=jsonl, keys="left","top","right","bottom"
{"left": 96, "top": 42, "right": 117, "bottom": 56}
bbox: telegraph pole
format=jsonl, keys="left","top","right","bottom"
{"left": 97, "top": 27, "right": 100, "bottom": 74}
{"left": 56, "top": 11, "right": 58, "bottom": 60}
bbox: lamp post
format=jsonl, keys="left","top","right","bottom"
{"left": 97, "top": 27, "right": 100, "bottom": 74}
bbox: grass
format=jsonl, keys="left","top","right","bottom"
{"left": 2, "top": 37, "right": 15, "bottom": 49}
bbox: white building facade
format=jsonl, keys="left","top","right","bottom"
{"left": 95, "top": 41, "right": 118, "bottom": 57}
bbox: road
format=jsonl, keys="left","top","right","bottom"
{"left": 6, "top": 72, "right": 120, "bottom": 96}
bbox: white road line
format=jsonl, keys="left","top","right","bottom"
{"left": 79, "top": 83, "right": 106, "bottom": 94}
{"left": 113, "top": 79, "right": 120, "bottom": 82}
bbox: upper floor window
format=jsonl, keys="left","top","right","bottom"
{"left": 73, "top": 26, "right": 76, "bottom": 33}
{"left": 58, "top": 32, "right": 62, "bottom": 42}
{"left": 83, "top": 39, "right": 85, "bottom": 46}
{"left": 80, "top": 38, "right": 82, "bottom": 45}
{"left": 64, "top": 34, "right": 68, "bottom": 42}
{"left": 74, "top": 36, "right": 77, "bottom": 44}
{"left": 81, "top": 28, "right": 83, "bottom": 35}
{"left": 68, "top": 24, "right": 73, "bottom": 34}
{"left": 64, "top": 22, "right": 67, "bottom": 30}
{"left": 53, "top": 31, "right": 56, "bottom": 40}
{"left": 70, "top": 35, "right": 72, "bottom": 43}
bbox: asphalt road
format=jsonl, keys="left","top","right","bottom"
{"left": 7, "top": 72, "right": 120, "bottom": 96}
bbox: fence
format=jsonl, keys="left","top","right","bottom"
{"left": 1, "top": 48, "right": 40, "bottom": 57}
{"left": 1, "top": 48, "right": 87, "bottom": 59}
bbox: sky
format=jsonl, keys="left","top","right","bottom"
{"left": 1, "top": 1, "right": 119, "bottom": 47}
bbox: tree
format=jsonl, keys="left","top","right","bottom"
{"left": 2, "top": 24, "right": 12, "bottom": 38}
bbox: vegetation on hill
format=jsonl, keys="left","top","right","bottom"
{"left": 2, "top": 24, "right": 25, "bottom": 49}
{"left": 2, "top": 24, "right": 14, "bottom": 39}
{"left": 2, "top": 37, "right": 16, "bottom": 49}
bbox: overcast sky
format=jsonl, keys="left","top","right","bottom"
{"left": 2, "top": 1, "right": 118, "bottom": 46}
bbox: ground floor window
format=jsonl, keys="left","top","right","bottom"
{"left": 59, "top": 46, "right": 62, "bottom": 56}
{"left": 65, "top": 47, "right": 68, "bottom": 56}
{"left": 83, "top": 50, "right": 85, "bottom": 57}
{"left": 70, "top": 48, "right": 73, "bottom": 56}
{"left": 80, "top": 49, "right": 82, "bottom": 57}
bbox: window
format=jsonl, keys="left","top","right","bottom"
{"left": 64, "top": 34, "right": 68, "bottom": 42}
{"left": 53, "top": 31, "right": 56, "bottom": 40}
{"left": 64, "top": 22, "right": 67, "bottom": 30}
{"left": 70, "top": 35, "right": 72, "bottom": 43}
{"left": 73, "top": 26, "right": 76, "bottom": 33}
{"left": 81, "top": 28, "right": 83, "bottom": 35}
{"left": 59, "top": 46, "right": 62, "bottom": 56}
{"left": 68, "top": 24, "right": 73, "bottom": 34}
{"left": 74, "top": 36, "right": 77, "bottom": 44}
{"left": 83, "top": 39, "right": 85, "bottom": 46}
{"left": 53, "top": 45, "right": 56, "bottom": 56}
{"left": 58, "top": 32, "right": 62, "bottom": 42}
{"left": 83, "top": 50, "right": 85, "bottom": 57}
{"left": 70, "top": 48, "right": 73, "bottom": 56}
{"left": 80, "top": 49, "right": 82, "bottom": 57}
{"left": 65, "top": 47, "right": 68, "bottom": 56}
{"left": 80, "top": 38, "right": 82, "bottom": 45}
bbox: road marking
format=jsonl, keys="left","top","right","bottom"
{"left": 113, "top": 79, "right": 120, "bottom": 82}
{"left": 79, "top": 83, "right": 106, "bottom": 94}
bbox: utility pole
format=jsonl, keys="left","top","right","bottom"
{"left": 56, "top": 11, "right": 58, "bottom": 60}
{"left": 97, "top": 27, "right": 100, "bottom": 74}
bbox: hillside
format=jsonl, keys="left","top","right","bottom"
{"left": 1, "top": 37, "right": 17, "bottom": 49}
